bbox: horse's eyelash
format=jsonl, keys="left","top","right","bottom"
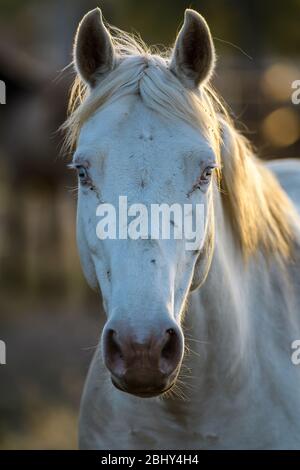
{"left": 67, "top": 163, "right": 78, "bottom": 170}
{"left": 67, "top": 163, "right": 91, "bottom": 176}
{"left": 205, "top": 163, "right": 219, "bottom": 170}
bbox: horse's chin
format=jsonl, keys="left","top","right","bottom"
{"left": 111, "top": 377, "right": 176, "bottom": 398}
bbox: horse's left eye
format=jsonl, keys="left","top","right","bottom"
{"left": 200, "top": 166, "right": 215, "bottom": 184}
{"left": 76, "top": 166, "right": 89, "bottom": 183}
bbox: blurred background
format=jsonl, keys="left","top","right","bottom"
{"left": 0, "top": 0, "right": 300, "bottom": 449}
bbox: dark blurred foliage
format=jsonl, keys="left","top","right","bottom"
{"left": 101, "top": 0, "right": 300, "bottom": 56}
{"left": 1, "top": 0, "right": 300, "bottom": 60}
{"left": 0, "top": 0, "right": 299, "bottom": 449}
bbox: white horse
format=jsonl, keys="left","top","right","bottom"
{"left": 63, "top": 8, "right": 300, "bottom": 449}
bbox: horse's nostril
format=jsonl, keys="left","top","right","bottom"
{"left": 103, "top": 328, "right": 128, "bottom": 378}
{"left": 106, "top": 329, "right": 123, "bottom": 360}
{"left": 166, "top": 328, "right": 175, "bottom": 336}
{"left": 161, "top": 328, "right": 179, "bottom": 361}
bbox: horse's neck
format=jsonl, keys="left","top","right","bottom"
{"left": 154, "top": 197, "right": 256, "bottom": 431}
{"left": 183, "top": 188, "right": 298, "bottom": 400}
{"left": 184, "top": 193, "right": 252, "bottom": 392}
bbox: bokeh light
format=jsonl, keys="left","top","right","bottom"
{"left": 261, "top": 63, "right": 299, "bottom": 102}
{"left": 262, "top": 106, "right": 300, "bottom": 147}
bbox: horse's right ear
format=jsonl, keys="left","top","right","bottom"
{"left": 73, "top": 8, "right": 116, "bottom": 87}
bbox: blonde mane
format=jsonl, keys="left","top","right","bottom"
{"left": 63, "top": 24, "right": 297, "bottom": 261}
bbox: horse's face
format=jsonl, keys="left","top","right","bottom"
{"left": 73, "top": 8, "right": 216, "bottom": 397}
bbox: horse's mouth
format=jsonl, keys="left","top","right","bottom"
{"left": 111, "top": 377, "right": 175, "bottom": 398}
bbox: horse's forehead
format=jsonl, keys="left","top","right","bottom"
{"left": 80, "top": 95, "right": 206, "bottom": 156}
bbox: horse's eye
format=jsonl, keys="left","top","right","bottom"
{"left": 76, "top": 165, "right": 89, "bottom": 183}
{"left": 200, "top": 166, "right": 215, "bottom": 184}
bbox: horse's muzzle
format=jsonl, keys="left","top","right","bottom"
{"left": 111, "top": 371, "right": 177, "bottom": 398}
{"left": 102, "top": 322, "right": 183, "bottom": 397}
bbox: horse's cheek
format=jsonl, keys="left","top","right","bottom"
{"left": 77, "top": 220, "right": 99, "bottom": 290}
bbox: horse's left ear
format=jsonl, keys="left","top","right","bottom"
{"left": 73, "top": 8, "right": 116, "bottom": 87}
{"left": 170, "top": 9, "right": 216, "bottom": 88}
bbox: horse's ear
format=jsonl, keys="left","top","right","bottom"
{"left": 170, "top": 9, "right": 216, "bottom": 88}
{"left": 73, "top": 8, "right": 116, "bottom": 87}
